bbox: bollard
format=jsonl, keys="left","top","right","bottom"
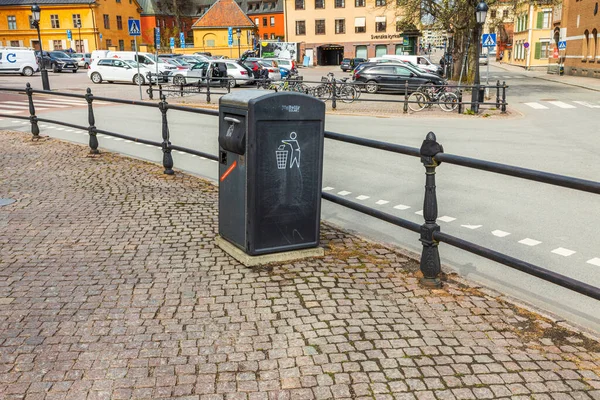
{"left": 25, "top": 83, "right": 40, "bottom": 140}
{"left": 457, "top": 89, "right": 463, "bottom": 114}
{"left": 331, "top": 79, "right": 337, "bottom": 109}
{"left": 403, "top": 82, "right": 408, "bottom": 114}
{"left": 159, "top": 95, "right": 174, "bottom": 175}
{"left": 180, "top": 82, "right": 184, "bottom": 97}
{"left": 206, "top": 77, "right": 211, "bottom": 104}
{"left": 147, "top": 73, "right": 154, "bottom": 100}
{"left": 495, "top": 80, "right": 500, "bottom": 108}
{"left": 85, "top": 88, "right": 99, "bottom": 154}
{"left": 419, "top": 131, "right": 444, "bottom": 288}
{"left": 501, "top": 81, "right": 507, "bottom": 113}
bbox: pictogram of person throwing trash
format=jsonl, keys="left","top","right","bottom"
{"left": 276, "top": 132, "right": 301, "bottom": 169}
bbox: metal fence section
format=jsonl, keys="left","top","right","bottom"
{"left": 1, "top": 83, "right": 598, "bottom": 302}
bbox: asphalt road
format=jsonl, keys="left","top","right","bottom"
{"left": 1, "top": 65, "right": 599, "bottom": 333}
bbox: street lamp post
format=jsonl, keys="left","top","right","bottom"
{"left": 76, "top": 21, "right": 82, "bottom": 53}
{"left": 251, "top": 31, "right": 256, "bottom": 54}
{"left": 31, "top": 4, "right": 50, "bottom": 90}
{"left": 236, "top": 28, "right": 242, "bottom": 58}
{"left": 471, "top": 0, "right": 488, "bottom": 113}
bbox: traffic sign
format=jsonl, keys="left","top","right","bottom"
{"left": 128, "top": 19, "right": 141, "bottom": 36}
{"left": 180, "top": 32, "right": 185, "bottom": 48}
{"left": 524, "top": 42, "right": 529, "bottom": 49}
{"left": 228, "top": 27, "right": 233, "bottom": 47}
{"left": 99, "top": 33, "right": 103, "bottom": 41}
{"left": 553, "top": 47, "right": 559, "bottom": 58}
{"left": 482, "top": 33, "right": 496, "bottom": 48}
{"left": 155, "top": 27, "right": 161, "bottom": 50}
{"left": 558, "top": 40, "right": 567, "bottom": 50}
{"left": 66, "top": 29, "right": 72, "bottom": 40}
{"left": 170, "top": 37, "right": 175, "bottom": 49}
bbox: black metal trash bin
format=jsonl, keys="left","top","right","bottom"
{"left": 218, "top": 91, "right": 326, "bottom": 256}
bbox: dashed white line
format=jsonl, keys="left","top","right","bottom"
{"left": 375, "top": 200, "right": 389, "bottom": 205}
{"left": 573, "top": 101, "right": 600, "bottom": 108}
{"left": 519, "top": 238, "right": 542, "bottom": 246}
{"left": 337, "top": 191, "right": 351, "bottom": 196}
{"left": 356, "top": 195, "right": 370, "bottom": 201}
{"left": 492, "top": 230, "right": 511, "bottom": 238}
{"left": 415, "top": 210, "right": 424, "bottom": 216}
{"left": 323, "top": 186, "right": 334, "bottom": 191}
{"left": 524, "top": 102, "right": 549, "bottom": 110}
{"left": 55, "top": 128, "right": 65, "bottom": 131}
{"left": 547, "top": 101, "right": 576, "bottom": 109}
{"left": 461, "top": 224, "right": 482, "bottom": 230}
{"left": 112, "top": 138, "right": 123, "bottom": 141}
{"left": 551, "top": 247, "right": 576, "bottom": 257}
{"left": 0, "top": 104, "right": 35, "bottom": 109}
{"left": 0, "top": 110, "right": 21, "bottom": 114}
{"left": 587, "top": 258, "right": 600, "bottom": 267}
{"left": 393, "top": 204, "right": 411, "bottom": 210}
{"left": 438, "top": 216, "right": 456, "bottom": 223}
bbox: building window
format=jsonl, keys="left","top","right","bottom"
{"left": 103, "top": 14, "right": 110, "bottom": 29}
{"left": 270, "top": 17, "right": 275, "bottom": 26}
{"left": 490, "top": 10, "right": 496, "bottom": 19}
{"left": 542, "top": 11, "right": 551, "bottom": 28}
{"left": 295, "top": 0, "right": 304, "bottom": 9}
{"left": 263, "top": 17, "right": 267, "bottom": 26}
{"left": 354, "top": 17, "right": 365, "bottom": 33}
{"left": 540, "top": 41, "right": 550, "bottom": 58}
{"left": 396, "top": 21, "right": 402, "bottom": 32}
{"left": 315, "top": 19, "right": 325, "bottom": 35}
{"left": 117, "top": 0, "right": 121, "bottom": 3}
{"left": 255, "top": 18, "right": 259, "bottom": 25}
{"left": 7, "top": 16, "right": 17, "bottom": 30}
{"left": 10, "top": 40, "right": 20, "bottom": 47}
{"left": 131, "top": 39, "right": 136, "bottom": 50}
{"left": 206, "top": 39, "right": 215, "bottom": 46}
{"left": 51, "top": 15, "right": 60, "bottom": 28}
{"left": 106, "top": 39, "right": 112, "bottom": 48}
{"left": 503, "top": 9, "right": 509, "bottom": 18}
{"left": 270, "top": 33, "right": 275, "bottom": 39}
{"left": 263, "top": 33, "right": 268, "bottom": 39}
{"left": 119, "top": 40, "right": 124, "bottom": 50}
{"left": 583, "top": 30, "right": 589, "bottom": 59}
{"left": 335, "top": 19, "right": 345, "bottom": 34}
{"left": 355, "top": 0, "right": 365, "bottom": 5}
{"left": 315, "top": 0, "right": 324, "bottom": 8}
{"left": 593, "top": 29, "right": 598, "bottom": 60}
{"left": 335, "top": 0, "right": 345, "bottom": 7}
{"left": 72, "top": 14, "right": 81, "bottom": 27}
{"left": 375, "top": 17, "right": 386, "bottom": 32}
{"left": 29, "top": 15, "right": 35, "bottom": 29}
{"left": 117, "top": 16, "right": 123, "bottom": 30}
{"left": 53, "top": 40, "right": 63, "bottom": 49}
{"left": 75, "top": 39, "right": 84, "bottom": 52}
{"left": 296, "top": 20, "right": 306, "bottom": 35}
{"left": 375, "top": 0, "right": 385, "bottom": 6}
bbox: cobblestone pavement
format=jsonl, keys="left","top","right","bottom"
{"left": 1, "top": 130, "right": 599, "bottom": 400}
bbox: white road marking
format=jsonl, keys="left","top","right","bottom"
{"left": 461, "top": 224, "right": 482, "bottom": 229}
{"left": 415, "top": 210, "right": 424, "bottom": 216}
{"left": 524, "top": 102, "right": 549, "bottom": 110}
{"left": 551, "top": 247, "right": 576, "bottom": 257}
{"left": 375, "top": 200, "right": 389, "bottom": 205}
{"left": 112, "top": 138, "right": 123, "bottom": 141}
{"left": 45, "top": 99, "right": 88, "bottom": 105}
{"left": 15, "top": 101, "right": 70, "bottom": 108}
{"left": 438, "top": 216, "right": 456, "bottom": 222}
{"left": 65, "top": 129, "right": 73, "bottom": 132}
{"left": 356, "top": 195, "right": 370, "bottom": 200}
{"left": 511, "top": 76, "right": 524, "bottom": 79}
{"left": 0, "top": 104, "right": 34, "bottom": 109}
{"left": 323, "top": 186, "right": 334, "bottom": 191}
{"left": 20, "top": 121, "right": 28, "bottom": 124}
{"left": 573, "top": 101, "right": 600, "bottom": 108}
{"left": 55, "top": 128, "right": 65, "bottom": 131}
{"left": 0, "top": 110, "right": 21, "bottom": 114}
{"left": 11, "top": 120, "right": 21, "bottom": 123}
{"left": 587, "top": 258, "right": 600, "bottom": 267}
{"left": 200, "top": 157, "right": 207, "bottom": 160}
{"left": 519, "top": 238, "right": 542, "bottom": 246}
{"left": 547, "top": 101, "right": 576, "bottom": 109}
{"left": 337, "top": 191, "right": 351, "bottom": 196}
{"left": 492, "top": 230, "right": 511, "bottom": 237}
{"left": 393, "top": 204, "right": 411, "bottom": 210}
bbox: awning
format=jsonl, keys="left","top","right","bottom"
{"left": 375, "top": 16, "right": 386, "bottom": 22}
{"left": 354, "top": 17, "right": 366, "bottom": 27}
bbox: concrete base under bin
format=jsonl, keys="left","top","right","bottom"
{"left": 215, "top": 236, "right": 325, "bottom": 267}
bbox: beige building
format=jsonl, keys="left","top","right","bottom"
{"left": 508, "top": 1, "right": 553, "bottom": 69}
{"left": 285, "top": 0, "right": 420, "bottom": 65}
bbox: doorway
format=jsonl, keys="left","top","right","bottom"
{"left": 317, "top": 44, "right": 344, "bottom": 65}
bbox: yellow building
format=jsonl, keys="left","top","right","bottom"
{"left": 508, "top": 1, "right": 554, "bottom": 69}
{"left": 190, "top": 0, "right": 255, "bottom": 58}
{"left": 0, "top": 0, "right": 142, "bottom": 53}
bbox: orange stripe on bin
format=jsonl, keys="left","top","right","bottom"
{"left": 220, "top": 160, "right": 237, "bottom": 182}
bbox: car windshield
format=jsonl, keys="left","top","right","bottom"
{"left": 50, "top": 51, "right": 70, "bottom": 58}
{"left": 71, "top": 53, "right": 83, "bottom": 58}
{"left": 124, "top": 60, "right": 140, "bottom": 68}
{"left": 145, "top": 54, "right": 158, "bottom": 62}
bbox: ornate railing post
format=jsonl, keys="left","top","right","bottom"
{"left": 25, "top": 83, "right": 40, "bottom": 140}
{"left": 495, "top": 80, "right": 500, "bottom": 108}
{"left": 457, "top": 90, "right": 463, "bottom": 114}
{"left": 159, "top": 94, "right": 174, "bottom": 175}
{"left": 206, "top": 76, "right": 211, "bottom": 104}
{"left": 501, "top": 81, "right": 507, "bottom": 113}
{"left": 147, "top": 73, "right": 154, "bottom": 100}
{"left": 403, "top": 82, "right": 408, "bottom": 114}
{"left": 419, "top": 132, "right": 444, "bottom": 288}
{"left": 85, "top": 88, "right": 99, "bottom": 154}
{"left": 331, "top": 79, "right": 337, "bottom": 109}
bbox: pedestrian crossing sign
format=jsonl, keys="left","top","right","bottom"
{"left": 482, "top": 33, "right": 496, "bottom": 48}
{"left": 558, "top": 41, "right": 567, "bottom": 50}
{"left": 128, "top": 19, "right": 141, "bottom": 36}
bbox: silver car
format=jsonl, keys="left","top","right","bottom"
{"left": 169, "top": 60, "right": 253, "bottom": 87}
{"left": 71, "top": 53, "right": 91, "bottom": 68}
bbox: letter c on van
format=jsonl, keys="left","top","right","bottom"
{"left": 7, "top": 53, "right": 16, "bottom": 63}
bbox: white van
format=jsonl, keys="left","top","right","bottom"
{"left": 381, "top": 55, "right": 443, "bottom": 76}
{"left": 0, "top": 47, "right": 39, "bottom": 76}
{"left": 104, "top": 51, "right": 176, "bottom": 73}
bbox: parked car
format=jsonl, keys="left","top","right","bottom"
{"left": 36, "top": 51, "right": 78, "bottom": 73}
{"left": 380, "top": 55, "right": 443, "bottom": 76}
{"left": 88, "top": 58, "right": 158, "bottom": 85}
{"left": 340, "top": 57, "right": 366, "bottom": 72}
{"left": 168, "top": 60, "right": 253, "bottom": 87}
{"left": 176, "top": 54, "right": 209, "bottom": 64}
{"left": 0, "top": 47, "right": 39, "bottom": 76}
{"left": 71, "top": 53, "right": 91, "bottom": 68}
{"left": 353, "top": 64, "right": 445, "bottom": 93}
{"left": 160, "top": 57, "right": 191, "bottom": 70}
{"left": 269, "top": 58, "right": 297, "bottom": 73}
{"left": 479, "top": 54, "right": 489, "bottom": 65}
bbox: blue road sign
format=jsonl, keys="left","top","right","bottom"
{"left": 558, "top": 40, "right": 567, "bottom": 50}
{"left": 66, "top": 29, "right": 72, "bottom": 40}
{"left": 99, "top": 33, "right": 103, "bottom": 41}
{"left": 180, "top": 32, "right": 185, "bottom": 48}
{"left": 128, "top": 19, "right": 141, "bottom": 36}
{"left": 155, "top": 27, "right": 161, "bottom": 49}
{"left": 228, "top": 27, "right": 233, "bottom": 46}
{"left": 482, "top": 33, "right": 496, "bottom": 48}
{"left": 170, "top": 37, "right": 175, "bottom": 48}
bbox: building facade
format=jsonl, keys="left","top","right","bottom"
{"left": 483, "top": 0, "right": 513, "bottom": 60}
{"left": 138, "top": 0, "right": 195, "bottom": 50}
{"left": 0, "top": 0, "right": 142, "bottom": 53}
{"left": 285, "top": 0, "right": 420, "bottom": 65}
{"left": 507, "top": 1, "right": 553, "bottom": 69}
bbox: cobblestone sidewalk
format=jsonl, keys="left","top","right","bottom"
{"left": 1, "top": 131, "right": 599, "bottom": 400}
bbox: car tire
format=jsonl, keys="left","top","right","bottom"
{"left": 90, "top": 72, "right": 102, "bottom": 84}
{"left": 133, "top": 74, "right": 145, "bottom": 85}
{"left": 173, "top": 75, "right": 186, "bottom": 85}
{"left": 365, "top": 80, "right": 378, "bottom": 94}
{"left": 52, "top": 63, "right": 59, "bottom": 73}
{"left": 22, "top": 67, "right": 34, "bottom": 77}
{"left": 84, "top": 63, "right": 89, "bottom": 69}
{"left": 227, "top": 75, "right": 236, "bottom": 88}
{"left": 72, "top": 68, "right": 78, "bottom": 73}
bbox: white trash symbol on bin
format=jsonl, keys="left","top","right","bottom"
{"left": 276, "top": 132, "right": 301, "bottom": 170}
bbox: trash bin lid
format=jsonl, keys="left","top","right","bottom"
{"left": 220, "top": 90, "right": 273, "bottom": 108}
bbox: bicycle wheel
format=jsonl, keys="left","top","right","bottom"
{"left": 315, "top": 85, "right": 332, "bottom": 101}
{"left": 439, "top": 92, "right": 458, "bottom": 112}
{"left": 340, "top": 85, "right": 357, "bottom": 103}
{"left": 408, "top": 92, "right": 428, "bottom": 112}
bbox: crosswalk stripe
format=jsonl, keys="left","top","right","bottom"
{"left": 547, "top": 101, "right": 576, "bottom": 109}
{"left": 524, "top": 102, "right": 549, "bottom": 109}
{"left": 4, "top": 101, "right": 68, "bottom": 108}
{"left": 0, "top": 110, "right": 22, "bottom": 114}
{"left": 28, "top": 101, "right": 72, "bottom": 108}
{"left": 0, "top": 104, "right": 31, "bottom": 109}
{"left": 573, "top": 101, "right": 600, "bottom": 108}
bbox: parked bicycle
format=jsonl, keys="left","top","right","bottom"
{"left": 407, "top": 84, "right": 459, "bottom": 112}
{"left": 308, "top": 73, "right": 359, "bottom": 103}
{"left": 267, "top": 73, "right": 309, "bottom": 93}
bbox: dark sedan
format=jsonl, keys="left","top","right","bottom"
{"left": 353, "top": 64, "right": 445, "bottom": 93}
{"left": 340, "top": 57, "right": 366, "bottom": 72}
{"left": 36, "top": 51, "right": 78, "bottom": 73}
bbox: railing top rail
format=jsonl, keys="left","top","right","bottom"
{"left": 167, "top": 104, "right": 219, "bottom": 116}
{"left": 324, "top": 130, "right": 421, "bottom": 157}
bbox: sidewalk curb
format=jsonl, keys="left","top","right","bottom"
{"left": 495, "top": 62, "right": 600, "bottom": 92}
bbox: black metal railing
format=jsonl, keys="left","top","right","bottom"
{"left": 1, "top": 83, "right": 598, "bottom": 302}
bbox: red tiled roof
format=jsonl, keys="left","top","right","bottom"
{"left": 192, "top": 0, "right": 255, "bottom": 29}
